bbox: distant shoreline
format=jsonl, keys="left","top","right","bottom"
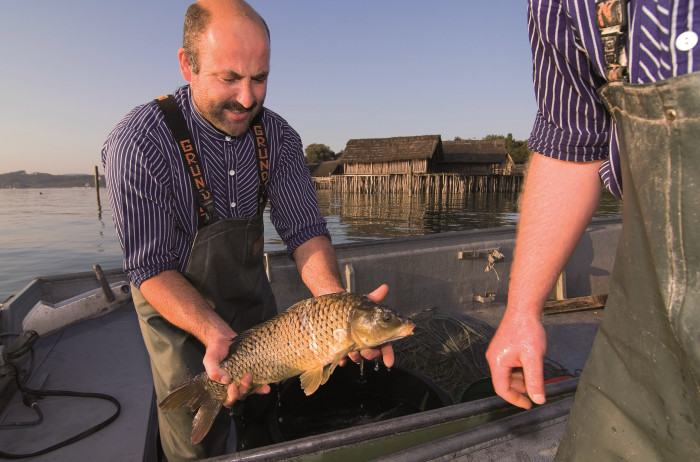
{"left": 0, "top": 170, "right": 105, "bottom": 189}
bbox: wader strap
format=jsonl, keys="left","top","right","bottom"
{"left": 155, "top": 94, "right": 219, "bottom": 229}
{"left": 251, "top": 115, "right": 270, "bottom": 214}
{"left": 596, "top": 0, "right": 629, "bottom": 82}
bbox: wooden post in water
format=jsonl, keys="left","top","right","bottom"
{"left": 94, "top": 165, "right": 102, "bottom": 215}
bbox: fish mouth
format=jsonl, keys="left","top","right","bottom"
{"left": 368, "top": 323, "right": 415, "bottom": 346}
{"left": 390, "top": 322, "right": 415, "bottom": 341}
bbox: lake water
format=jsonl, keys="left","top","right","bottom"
{"left": 0, "top": 187, "right": 622, "bottom": 302}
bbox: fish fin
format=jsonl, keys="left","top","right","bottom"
{"left": 158, "top": 373, "right": 223, "bottom": 444}
{"left": 191, "top": 395, "right": 222, "bottom": 444}
{"left": 300, "top": 347, "right": 354, "bottom": 395}
{"left": 239, "top": 384, "right": 262, "bottom": 400}
{"left": 299, "top": 367, "right": 325, "bottom": 396}
{"left": 159, "top": 372, "right": 209, "bottom": 411}
{"left": 321, "top": 363, "right": 333, "bottom": 385}
{"left": 322, "top": 350, "right": 350, "bottom": 385}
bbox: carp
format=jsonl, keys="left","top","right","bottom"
{"left": 159, "top": 292, "right": 415, "bottom": 444}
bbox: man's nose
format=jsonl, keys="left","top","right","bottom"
{"left": 237, "top": 79, "right": 255, "bottom": 109}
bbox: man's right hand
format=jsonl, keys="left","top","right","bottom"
{"left": 484, "top": 154, "right": 603, "bottom": 410}
{"left": 485, "top": 311, "right": 547, "bottom": 409}
{"left": 139, "top": 271, "right": 272, "bottom": 406}
{"left": 203, "top": 334, "right": 270, "bottom": 408}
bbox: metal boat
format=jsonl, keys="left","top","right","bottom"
{"left": 0, "top": 218, "right": 621, "bottom": 461}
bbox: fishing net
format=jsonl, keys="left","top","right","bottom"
{"left": 392, "top": 308, "right": 494, "bottom": 403}
{"left": 392, "top": 308, "right": 571, "bottom": 403}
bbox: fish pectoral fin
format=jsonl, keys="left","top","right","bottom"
{"left": 322, "top": 349, "right": 352, "bottom": 385}
{"left": 321, "top": 362, "right": 334, "bottom": 386}
{"left": 299, "top": 348, "right": 355, "bottom": 396}
{"left": 299, "top": 367, "right": 325, "bottom": 396}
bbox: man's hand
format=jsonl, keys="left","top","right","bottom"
{"left": 345, "top": 284, "right": 395, "bottom": 368}
{"left": 203, "top": 334, "right": 270, "bottom": 408}
{"left": 485, "top": 311, "right": 547, "bottom": 409}
{"left": 139, "top": 271, "right": 272, "bottom": 406}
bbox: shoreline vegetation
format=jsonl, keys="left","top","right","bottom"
{"left": 0, "top": 171, "right": 105, "bottom": 189}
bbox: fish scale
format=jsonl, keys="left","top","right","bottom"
{"left": 159, "top": 292, "right": 415, "bottom": 444}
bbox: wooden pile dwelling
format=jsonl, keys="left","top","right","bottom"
{"left": 440, "top": 139, "right": 512, "bottom": 175}
{"left": 311, "top": 135, "right": 523, "bottom": 194}
{"left": 309, "top": 160, "right": 342, "bottom": 190}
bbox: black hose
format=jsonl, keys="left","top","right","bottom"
{"left": 0, "top": 343, "right": 121, "bottom": 459}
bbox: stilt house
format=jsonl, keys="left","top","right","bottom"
{"left": 340, "top": 135, "right": 443, "bottom": 175}
{"left": 438, "top": 139, "right": 512, "bottom": 175}
{"left": 310, "top": 160, "right": 343, "bottom": 177}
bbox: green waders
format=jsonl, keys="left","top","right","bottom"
{"left": 132, "top": 215, "right": 277, "bottom": 461}
{"left": 556, "top": 72, "right": 700, "bottom": 460}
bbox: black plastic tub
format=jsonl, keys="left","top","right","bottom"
{"left": 233, "top": 360, "right": 452, "bottom": 451}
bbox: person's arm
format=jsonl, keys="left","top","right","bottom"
{"left": 139, "top": 270, "right": 268, "bottom": 406}
{"left": 486, "top": 153, "right": 603, "bottom": 409}
{"left": 292, "top": 235, "right": 346, "bottom": 296}
{"left": 293, "top": 236, "right": 396, "bottom": 367}
{"left": 104, "top": 115, "right": 264, "bottom": 407}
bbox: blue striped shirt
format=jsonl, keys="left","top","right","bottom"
{"left": 528, "top": 0, "right": 700, "bottom": 198}
{"left": 102, "top": 85, "right": 329, "bottom": 287}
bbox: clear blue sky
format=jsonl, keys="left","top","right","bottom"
{"left": 0, "top": 1, "right": 535, "bottom": 175}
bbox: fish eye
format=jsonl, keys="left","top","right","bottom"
{"left": 382, "top": 312, "right": 394, "bottom": 323}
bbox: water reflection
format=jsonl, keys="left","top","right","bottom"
{"left": 0, "top": 188, "right": 124, "bottom": 301}
{"left": 318, "top": 190, "right": 522, "bottom": 240}
{"left": 0, "top": 187, "right": 622, "bottom": 300}
{"left": 262, "top": 189, "right": 622, "bottom": 253}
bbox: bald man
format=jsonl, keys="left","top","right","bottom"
{"left": 102, "top": 1, "right": 392, "bottom": 459}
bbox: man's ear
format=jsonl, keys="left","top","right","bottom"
{"left": 178, "top": 48, "right": 193, "bottom": 82}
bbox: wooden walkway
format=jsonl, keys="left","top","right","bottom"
{"left": 313, "top": 173, "right": 523, "bottom": 194}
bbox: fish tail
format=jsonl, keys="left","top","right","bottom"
{"left": 159, "top": 373, "right": 223, "bottom": 444}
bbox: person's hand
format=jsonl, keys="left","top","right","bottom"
{"left": 485, "top": 311, "right": 547, "bottom": 409}
{"left": 203, "top": 334, "right": 270, "bottom": 408}
{"left": 345, "top": 284, "right": 395, "bottom": 368}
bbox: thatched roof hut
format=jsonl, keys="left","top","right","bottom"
{"left": 306, "top": 162, "right": 320, "bottom": 175}
{"left": 311, "top": 160, "right": 343, "bottom": 177}
{"left": 439, "top": 139, "right": 512, "bottom": 175}
{"left": 340, "top": 135, "right": 442, "bottom": 175}
{"left": 442, "top": 139, "right": 508, "bottom": 162}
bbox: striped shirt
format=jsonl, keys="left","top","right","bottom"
{"left": 527, "top": 0, "right": 700, "bottom": 198}
{"left": 102, "top": 85, "right": 329, "bottom": 287}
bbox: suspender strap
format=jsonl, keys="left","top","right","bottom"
{"left": 155, "top": 94, "right": 219, "bottom": 229}
{"left": 251, "top": 115, "right": 270, "bottom": 213}
{"left": 596, "top": 0, "right": 629, "bottom": 82}
{"left": 155, "top": 94, "right": 272, "bottom": 223}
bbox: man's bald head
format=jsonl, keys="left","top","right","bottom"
{"left": 183, "top": 0, "right": 269, "bottom": 74}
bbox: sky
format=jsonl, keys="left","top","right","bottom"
{"left": 0, "top": 1, "right": 536, "bottom": 175}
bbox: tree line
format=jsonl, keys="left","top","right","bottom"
{"left": 476, "top": 133, "right": 532, "bottom": 165}
{"left": 0, "top": 171, "right": 105, "bottom": 188}
{"left": 304, "top": 134, "right": 531, "bottom": 165}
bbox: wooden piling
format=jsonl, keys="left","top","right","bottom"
{"left": 313, "top": 172, "right": 523, "bottom": 195}
{"left": 94, "top": 165, "right": 102, "bottom": 212}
